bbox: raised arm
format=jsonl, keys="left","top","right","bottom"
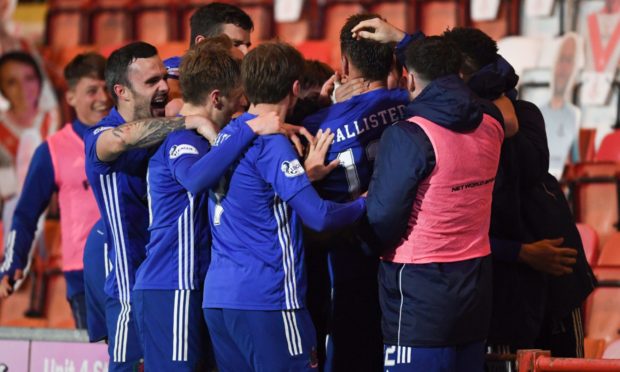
{"left": 96, "top": 115, "right": 219, "bottom": 162}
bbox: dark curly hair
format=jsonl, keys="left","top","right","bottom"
{"left": 404, "top": 36, "right": 462, "bottom": 81}
{"left": 442, "top": 27, "right": 498, "bottom": 76}
{"left": 340, "top": 14, "right": 394, "bottom": 82}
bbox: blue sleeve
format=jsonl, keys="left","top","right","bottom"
{"left": 490, "top": 237, "right": 522, "bottom": 262}
{"left": 361, "top": 122, "right": 435, "bottom": 254}
{"left": 395, "top": 32, "right": 425, "bottom": 71}
{"left": 288, "top": 186, "right": 366, "bottom": 232}
{"left": 85, "top": 125, "right": 149, "bottom": 176}
{"left": 84, "top": 125, "right": 112, "bottom": 174}
{"left": 169, "top": 125, "right": 256, "bottom": 195}
{"left": 255, "top": 135, "right": 312, "bottom": 202}
{"left": 1, "top": 143, "right": 56, "bottom": 276}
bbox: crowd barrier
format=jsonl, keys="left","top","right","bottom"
{"left": 0, "top": 328, "right": 108, "bottom": 372}
{"left": 517, "top": 349, "right": 620, "bottom": 372}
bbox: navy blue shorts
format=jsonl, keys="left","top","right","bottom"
{"left": 133, "top": 289, "right": 213, "bottom": 371}
{"left": 204, "top": 308, "right": 318, "bottom": 372}
{"left": 83, "top": 220, "right": 109, "bottom": 342}
{"left": 383, "top": 341, "right": 485, "bottom": 372}
{"left": 105, "top": 295, "right": 143, "bottom": 372}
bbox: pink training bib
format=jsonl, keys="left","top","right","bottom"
{"left": 383, "top": 114, "right": 503, "bottom": 264}
{"left": 47, "top": 125, "right": 100, "bottom": 271}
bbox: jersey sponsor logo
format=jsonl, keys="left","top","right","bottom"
{"left": 169, "top": 144, "right": 199, "bottom": 159}
{"left": 93, "top": 126, "right": 113, "bottom": 135}
{"left": 281, "top": 159, "right": 305, "bottom": 178}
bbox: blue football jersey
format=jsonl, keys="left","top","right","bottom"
{"left": 302, "top": 89, "right": 410, "bottom": 202}
{"left": 204, "top": 113, "right": 312, "bottom": 311}
{"left": 134, "top": 129, "right": 211, "bottom": 291}
{"left": 84, "top": 108, "right": 150, "bottom": 300}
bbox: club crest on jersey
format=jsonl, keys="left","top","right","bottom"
{"left": 93, "top": 126, "right": 114, "bottom": 135}
{"left": 169, "top": 144, "right": 199, "bottom": 159}
{"left": 281, "top": 159, "right": 305, "bottom": 178}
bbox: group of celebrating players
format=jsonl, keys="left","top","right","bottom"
{"left": 0, "top": 2, "right": 596, "bottom": 372}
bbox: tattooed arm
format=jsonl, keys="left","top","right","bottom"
{"left": 96, "top": 116, "right": 218, "bottom": 162}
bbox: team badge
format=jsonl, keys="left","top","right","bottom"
{"left": 93, "top": 126, "right": 113, "bottom": 135}
{"left": 169, "top": 144, "right": 199, "bottom": 159}
{"left": 281, "top": 159, "right": 305, "bottom": 178}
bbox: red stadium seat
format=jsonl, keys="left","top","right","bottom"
{"left": 415, "top": 0, "right": 462, "bottom": 36}
{"left": 598, "top": 232, "right": 620, "bottom": 266}
{"left": 580, "top": 128, "right": 598, "bottom": 163}
{"left": 596, "top": 130, "right": 620, "bottom": 162}
{"left": 577, "top": 223, "right": 600, "bottom": 266}
{"left": 370, "top": 1, "right": 415, "bottom": 34}
{"left": 468, "top": 0, "right": 520, "bottom": 41}
{"left": 98, "top": 42, "right": 128, "bottom": 58}
{"left": 46, "top": 8, "right": 86, "bottom": 48}
{"left": 157, "top": 41, "right": 187, "bottom": 61}
{"left": 296, "top": 40, "right": 334, "bottom": 68}
{"left": 568, "top": 162, "right": 620, "bottom": 249}
{"left": 585, "top": 267, "right": 620, "bottom": 343}
{"left": 134, "top": 6, "right": 177, "bottom": 46}
{"left": 49, "top": 0, "right": 92, "bottom": 7}
{"left": 91, "top": 8, "right": 132, "bottom": 46}
{"left": 323, "top": 2, "right": 366, "bottom": 70}
{"left": 240, "top": 3, "right": 274, "bottom": 43}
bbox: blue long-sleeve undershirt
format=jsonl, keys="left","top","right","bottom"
{"left": 1, "top": 142, "right": 55, "bottom": 276}
{"left": 173, "top": 123, "right": 257, "bottom": 195}
{"left": 1, "top": 121, "right": 88, "bottom": 277}
{"left": 289, "top": 185, "right": 366, "bottom": 232}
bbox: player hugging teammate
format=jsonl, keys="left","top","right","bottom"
{"left": 62, "top": 2, "right": 594, "bottom": 372}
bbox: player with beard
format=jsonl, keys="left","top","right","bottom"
{"left": 84, "top": 41, "right": 216, "bottom": 371}
{"left": 85, "top": 41, "right": 292, "bottom": 371}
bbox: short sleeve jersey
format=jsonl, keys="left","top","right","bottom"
{"left": 134, "top": 129, "right": 211, "bottom": 291}
{"left": 204, "top": 113, "right": 312, "bottom": 310}
{"left": 302, "top": 89, "right": 410, "bottom": 202}
{"left": 84, "top": 108, "right": 150, "bottom": 299}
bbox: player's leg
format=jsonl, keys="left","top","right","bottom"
{"left": 105, "top": 295, "right": 143, "bottom": 372}
{"left": 305, "top": 243, "right": 331, "bottom": 369}
{"left": 454, "top": 340, "right": 486, "bottom": 372}
{"left": 223, "top": 308, "right": 319, "bottom": 372}
{"left": 203, "top": 308, "right": 253, "bottom": 372}
{"left": 135, "top": 289, "right": 212, "bottom": 371}
{"left": 537, "top": 307, "right": 584, "bottom": 358}
{"left": 83, "top": 221, "right": 108, "bottom": 342}
{"left": 326, "top": 248, "right": 383, "bottom": 372}
{"left": 68, "top": 291, "right": 87, "bottom": 329}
